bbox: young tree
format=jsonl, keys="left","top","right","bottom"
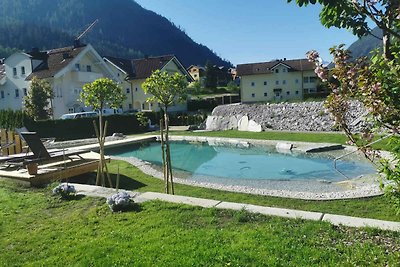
{"left": 142, "top": 70, "right": 188, "bottom": 194}
{"left": 24, "top": 76, "right": 54, "bottom": 120}
{"left": 81, "top": 78, "right": 125, "bottom": 187}
{"left": 290, "top": 0, "right": 400, "bottom": 212}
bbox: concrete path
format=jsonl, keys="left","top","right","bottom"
{"left": 69, "top": 183, "right": 400, "bottom": 232}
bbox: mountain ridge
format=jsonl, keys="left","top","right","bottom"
{"left": 0, "top": 0, "right": 231, "bottom": 67}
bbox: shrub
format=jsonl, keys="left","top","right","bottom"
{"left": 106, "top": 191, "right": 134, "bottom": 212}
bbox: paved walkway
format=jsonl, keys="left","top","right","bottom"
{"left": 69, "top": 183, "right": 400, "bottom": 232}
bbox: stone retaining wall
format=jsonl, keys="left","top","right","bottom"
{"left": 206, "top": 101, "right": 366, "bottom": 132}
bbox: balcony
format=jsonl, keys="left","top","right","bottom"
{"left": 71, "top": 71, "right": 103, "bottom": 83}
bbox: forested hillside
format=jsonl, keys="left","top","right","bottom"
{"left": 0, "top": 0, "right": 231, "bottom": 67}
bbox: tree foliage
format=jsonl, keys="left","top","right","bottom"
{"left": 142, "top": 70, "right": 188, "bottom": 112}
{"left": 24, "top": 76, "right": 53, "bottom": 120}
{"left": 297, "top": 0, "right": 400, "bottom": 213}
{"left": 81, "top": 77, "right": 125, "bottom": 112}
{"left": 204, "top": 61, "right": 218, "bottom": 89}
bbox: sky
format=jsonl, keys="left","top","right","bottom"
{"left": 134, "top": 0, "right": 359, "bottom": 65}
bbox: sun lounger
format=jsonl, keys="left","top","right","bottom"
{"left": 19, "top": 132, "right": 86, "bottom": 165}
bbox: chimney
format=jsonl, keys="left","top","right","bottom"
{"left": 73, "top": 39, "right": 81, "bottom": 48}
{"left": 283, "top": 57, "right": 286, "bottom": 61}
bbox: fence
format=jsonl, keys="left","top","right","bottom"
{"left": 0, "top": 129, "right": 25, "bottom": 156}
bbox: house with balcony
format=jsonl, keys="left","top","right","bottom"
{"left": 237, "top": 58, "right": 321, "bottom": 103}
{"left": 0, "top": 43, "right": 119, "bottom": 118}
{"left": 187, "top": 65, "right": 205, "bottom": 84}
{"left": 104, "top": 55, "right": 193, "bottom": 113}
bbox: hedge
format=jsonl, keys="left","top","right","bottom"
{"left": 0, "top": 109, "right": 25, "bottom": 130}
{"left": 24, "top": 114, "right": 146, "bottom": 141}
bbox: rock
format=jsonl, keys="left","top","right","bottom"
{"left": 248, "top": 120, "right": 262, "bottom": 132}
{"left": 238, "top": 115, "right": 249, "bottom": 131}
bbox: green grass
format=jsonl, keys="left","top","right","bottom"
{"left": 1, "top": 181, "right": 399, "bottom": 266}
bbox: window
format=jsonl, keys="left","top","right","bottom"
{"left": 150, "top": 103, "right": 153, "bottom": 107}
{"left": 23, "top": 88, "right": 27, "bottom": 96}
{"left": 275, "top": 80, "right": 279, "bottom": 85}
{"left": 264, "top": 92, "right": 268, "bottom": 97}
{"left": 21, "top": 66, "right": 25, "bottom": 75}
{"left": 15, "top": 89, "right": 19, "bottom": 98}
{"left": 0, "top": 90, "right": 4, "bottom": 99}
{"left": 286, "top": 91, "right": 290, "bottom": 95}
{"left": 135, "top": 87, "right": 138, "bottom": 92}
{"left": 263, "top": 81, "right": 267, "bottom": 86}
{"left": 86, "top": 65, "right": 92, "bottom": 72}
{"left": 75, "top": 63, "right": 80, "bottom": 71}
{"left": 295, "top": 90, "right": 299, "bottom": 95}
{"left": 142, "top": 103, "right": 145, "bottom": 109}
{"left": 251, "top": 93, "right": 255, "bottom": 98}
{"left": 295, "top": 79, "right": 299, "bottom": 84}
{"left": 310, "top": 76, "right": 317, "bottom": 83}
{"left": 309, "top": 88, "right": 317, "bottom": 93}
{"left": 282, "top": 68, "right": 287, "bottom": 73}
{"left": 117, "top": 73, "right": 120, "bottom": 77}
{"left": 68, "top": 108, "right": 74, "bottom": 113}
{"left": 282, "top": 80, "right": 286, "bottom": 85}
{"left": 194, "top": 74, "right": 197, "bottom": 78}
{"left": 251, "top": 82, "right": 255, "bottom": 87}
{"left": 275, "top": 69, "right": 279, "bottom": 73}
{"left": 303, "top": 77, "right": 309, "bottom": 83}
{"left": 126, "top": 88, "right": 130, "bottom": 94}
{"left": 13, "top": 68, "right": 17, "bottom": 76}
{"left": 128, "top": 103, "right": 132, "bottom": 109}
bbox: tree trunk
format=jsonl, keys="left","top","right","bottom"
{"left": 160, "top": 117, "right": 168, "bottom": 193}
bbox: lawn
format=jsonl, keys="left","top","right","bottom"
{"left": 0, "top": 181, "right": 399, "bottom": 266}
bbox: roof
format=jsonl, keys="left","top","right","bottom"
{"left": 237, "top": 58, "right": 315, "bottom": 76}
{"left": 104, "top": 55, "right": 176, "bottom": 80}
{"left": 26, "top": 45, "right": 87, "bottom": 80}
{"left": 187, "top": 65, "right": 205, "bottom": 71}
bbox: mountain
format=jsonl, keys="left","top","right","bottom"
{"left": 347, "top": 27, "right": 382, "bottom": 58}
{"left": 0, "top": 0, "right": 231, "bottom": 67}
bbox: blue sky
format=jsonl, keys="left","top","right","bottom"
{"left": 134, "top": 0, "right": 358, "bottom": 65}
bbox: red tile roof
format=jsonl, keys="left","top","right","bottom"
{"left": 26, "top": 45, "right": 87, "bottom": 80}
{"left": 237, "top": 58, "right": 314, "bottom": 76}
{"left": 105, "top": 55, "right": 175, "bottom": 80}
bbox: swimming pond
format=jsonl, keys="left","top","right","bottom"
{"left": 106, "top": 140, "right": 376, "bottom": 183}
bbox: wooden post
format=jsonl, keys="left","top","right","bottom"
{"left": 0, "top": 130, "right": 7, "bottom": 155}
{"left": 7, "top": 131, "right": 15, "bottom": 155}
{"left": 15, "top": 134, "right": 22, "bottom": 154}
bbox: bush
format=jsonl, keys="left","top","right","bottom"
{"left": 106, "top": 191, "right": 134, "bottom": 212}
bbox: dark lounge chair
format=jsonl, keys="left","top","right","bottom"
{"left": 19, "top": 132, "right": 86, "bottom": 165}
{"left": 0, "top": 132, "right": 86, "bottom": 168}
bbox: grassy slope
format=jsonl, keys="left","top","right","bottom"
{"left": 0, "top": 181, "right": 399, "bottom": 266}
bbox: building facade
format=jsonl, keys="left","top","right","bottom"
{"left": 104, "top": 55, "right": 193, "bottom": 113}
{"left": 237, "top": 58, "right": 319, "bottom": 103}
{"left": 0, "top": 43, "right": 119, "bottom": 118}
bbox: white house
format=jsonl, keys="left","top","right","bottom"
{"left": 104, "top": 55, "right": 193, "bottom": 113}
{"left": 0, "top": 43, "right": 120, "bottom": 118}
